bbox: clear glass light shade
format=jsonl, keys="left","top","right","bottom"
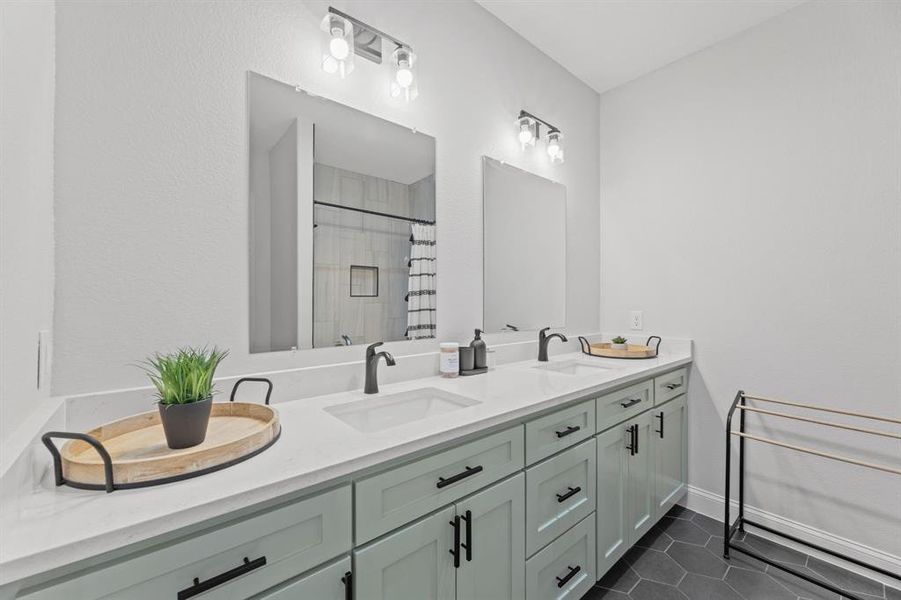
{"left": 547, "top": 131, "right": 564, "bottom": 164}
{"left": 390, "top": 46, "right": 418, "bottom": 102}
{"left": 517, "top": 116, "right": 537, "bottom": 149}
{"left": 321, "top": 14, "right": 355, "bottom": 78}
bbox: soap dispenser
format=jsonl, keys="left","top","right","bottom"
{"left": 470, "top": 329, "right": 488, "bottom": 369}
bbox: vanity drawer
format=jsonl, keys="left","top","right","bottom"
{"left": 525, "top": 399, "right": 595, "bottom": 464}
{"left": 525, "top": 513, "right": 596, "bottom": 600}
{"left": 20, "top": 485, "right": 352, "bottom": 600}
{"left": 525, "top": 439, "right": 596, "bottom": 556}
{"left": 655, "top": 367, "right": 688, "bottom": 404}
{"left": 354, "top": 426, "right": 524, "bottom": 544}
{"left": 596, "top": 380, "right": 654, "bottom": 433}
{"left": 253, "top": 556, "right": 350, "bottom": 600}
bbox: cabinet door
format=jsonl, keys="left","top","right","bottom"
{"left": 354, "top": 507, "right": 456, "bottom": 600}
{"left": 626, "top": 411, "right": 655, "bottom": 545}
{"left": 596, "top": 423, "right": 629, "bottom": 578}
{"left": 456, "top": 474, "right": 525, "bottom": 600}
{"left": 653, "top": 396, "right": 687, "bottom": 519}
{"left": 254, "top": 556, "right": 350, "bottom": 600}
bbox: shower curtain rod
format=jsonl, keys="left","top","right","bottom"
{"left": 314, "top": 201, "right": 435, "bottom": 225}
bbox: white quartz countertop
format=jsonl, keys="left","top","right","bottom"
{"left": 0, "top": 350, "right": 691, "bottom": 587}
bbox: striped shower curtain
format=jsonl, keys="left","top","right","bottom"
{"left": 406, "top": 223, "right": 436, "bottom": 339}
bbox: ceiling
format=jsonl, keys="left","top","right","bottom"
{"left": 477, "top": 0, "right": 806, "bottom": 93}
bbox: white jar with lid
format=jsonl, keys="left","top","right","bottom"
{"left": 440, "top": 342, "right": 460, "bottom": 377}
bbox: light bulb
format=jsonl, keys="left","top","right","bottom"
{"left": 547, "top": 140, "right": 560, "bottom": 158}
{"left": 395, "top": 65, "right": 413, "bottom": 88}
{"left": 322, "top": 55, "right": 339, "bottom": 74}
{"left": 329, "top": 33, "right": 350, "bottom": 60}
{"left": 518, "top": 122, "right": 534, "bottom": 148}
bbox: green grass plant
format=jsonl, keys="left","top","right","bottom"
{"left": 141, "top": 346, "right": 228, "bottom": 405}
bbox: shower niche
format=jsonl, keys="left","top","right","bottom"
{"left": 248, "top": 72, "right": 436, "bottom": 353}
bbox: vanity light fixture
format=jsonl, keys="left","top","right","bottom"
{"left": 320, "top": 13, "right": 355, "bottom": 78}
{"left": 390, "top": 46, "right": 418, "bottom": 103}
{"left": 320, "top": 7, "right": 418, "bottom": 102}
{"left": 517, "top": 109, "right": 564, "bottom": 164}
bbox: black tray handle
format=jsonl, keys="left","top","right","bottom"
{"left": 229, "top": 377, "right": 274, "bottom": 405}
{"left": 646, "top": 336, "right": 662, "bottom": 356}
{"left": 41, "top": 432, "right": 115, "bottom": 493}
{"left": 578, "top": 336, "right": 593, "bottom": 356}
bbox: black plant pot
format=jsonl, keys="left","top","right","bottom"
{"left": 158, "top": 396, "right": 213, "bottom": 449}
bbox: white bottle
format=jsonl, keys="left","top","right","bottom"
{"left": 440, "top": 342, "right": 460, "bottom": 378}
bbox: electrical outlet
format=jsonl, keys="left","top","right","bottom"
{"left": 630, "top": 311, "right": 643, "bottom": 331}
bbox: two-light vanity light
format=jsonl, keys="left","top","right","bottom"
{"left": 517, "top": 110, "right": 564, "bottom": 164}
{"left": 320, "top": 7, "right": 418, "bottom": 102}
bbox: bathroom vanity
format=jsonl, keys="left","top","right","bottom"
{"left": 0, "top": 352, "right": 690, "bottom": 599}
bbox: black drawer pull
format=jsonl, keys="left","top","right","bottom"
{"left": 656, "top": 411, "right": 665, "bottom": 438}
{"left": 620, "top": 397, "right": 642, "bottom": 409}
{"left": 461, "top": 509, "right": 472, "bottom": 561}
{"left": 437, "top": 465, "right": 483, "bottom": 488}
{"left": 664, "top": 382, "right": 683, "bottom": 390}
{"left": 556, "top": 486, "right": 582, "bottom": 503}
{"left": 555, "top": 425, "right": 581, "bottom": 438}
{"left": 341, "top": 571, "right": 353, "bottom": 600}
{"left": 177, "top": 556, "right": 266, "bottom": 600}
{"left": 556, "top": 565, "right": 581, "bottom": 588}
{"left": 625, "top": 424, "right": 637, "bottom": 456}
{"left": 449, "top": 515, "right": 461, "bottom": 568}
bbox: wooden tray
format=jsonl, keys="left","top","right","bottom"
{"left": 578, "top": 336, "right": 662, "bottom": 360}
{"left": 52, "top": 401, "right": 280, "bottom": 490}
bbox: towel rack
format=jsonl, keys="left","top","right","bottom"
{"left": 723, "top": 391, "right": 901, "bottom": 600}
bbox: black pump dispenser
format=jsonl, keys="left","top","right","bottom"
{"left": 470, "top": 329, "right": 487, "bottom": 369}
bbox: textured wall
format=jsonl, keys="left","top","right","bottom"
{"left": 599, "top": 1, "right": 901, "bottom": 555}
{"left": 52, "top": 0, "right": 600, "bottom": 395}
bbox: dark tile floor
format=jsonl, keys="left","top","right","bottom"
{"left": 581, "top": 504, "right": 896, "bottom": 600}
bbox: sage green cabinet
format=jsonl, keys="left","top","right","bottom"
{"left": 456, "top": 474, "right": 525, "bottom": 600}
{"left": 354, "top": 475, "right": 525, "bottom": 600}
{"left": 596, "top": 410, "right": 655, "bottom": 578}
{"left": 652, "top": 395, "right": 687, "bottom": 518}
{"left": 253, "top": 556, "right": 350, "bottom": 599}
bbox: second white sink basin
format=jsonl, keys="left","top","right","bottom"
{"left": 324, "top": 387, "right": 481, "bottom": 433}
{"left": 533, "top": 360, "right": 617, "bottom": 376}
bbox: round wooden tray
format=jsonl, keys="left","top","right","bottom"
{"left": 55, "top": 401, "right": 280, "bottom": 490}
{"left": 578, "top": 336, "right": 662, "bottom": 360}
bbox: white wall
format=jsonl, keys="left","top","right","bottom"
{"left": 51, "top": 0, "right": 600, "bottom": 396}
{"left": 0, "top": 1, "right": 55, "bottom": 441}
{"left": 599, "top": 0, "right": 901, "bottom": 556}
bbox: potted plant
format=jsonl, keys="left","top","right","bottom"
{"left": 611, "top": 336, "right": 628, "bottom": 351}
{"left": 142, "top": 347, "right": 228, "bottom": 449}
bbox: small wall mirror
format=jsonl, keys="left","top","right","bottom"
{"left": 249, "top": 72, "right": 436, "bottom": 352}
{"left": 482, "top": 157, "right": 566, "bottom": 333}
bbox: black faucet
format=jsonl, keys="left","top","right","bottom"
{"left": 364, "top": 342, "right": 396, "bottom": 394}
{"left": 538, "top": 327, "right": 568, "bottom": 362}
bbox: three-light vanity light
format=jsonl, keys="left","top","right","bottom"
{"left": 320, "top": 7, "right": 418, "bottom": 102}
{"left": 517, "top": 110, "right": 565, "bottom": 164}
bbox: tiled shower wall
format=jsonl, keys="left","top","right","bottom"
{"left": 313, "top": 163, "right": 435, "bottom": 348}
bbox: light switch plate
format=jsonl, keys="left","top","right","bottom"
{"left": 630, "top": 311, "right": 643, "bottom": 331}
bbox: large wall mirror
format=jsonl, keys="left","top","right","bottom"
{"left": 249, "top": 72, "right": 436, "bottom": 353}
{"left": 483, "top": 157, "right": 566, "bottom": 333}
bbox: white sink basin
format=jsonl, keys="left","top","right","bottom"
{"left": 324, "top": 388, "right": 481, "bottom": 433}
{"left": 533, "top": 360, "right": 617, "bottom": 376}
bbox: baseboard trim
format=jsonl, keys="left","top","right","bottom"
{"left": 682, "top": 484, "right": 901, "bottom": 587}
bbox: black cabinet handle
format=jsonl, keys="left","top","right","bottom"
{"left": 341, "top": 571, "right": 353, "bottom": 600}
{"left": 664, "top": 381, "right": 683, "bottom": 390}
{"left": 556, "top": 486, "right": 582, "bottom": 503}
{"left": 177, "top": 556, "right": 266, "bottom": 600}
{"left": 656, "top": 411, "right": 665, "bottom": 438}
{"left": 625, "top": 425, "right": 636, "bottom": 456}
{"left": 620, "top": 397, "right": 642, "bottom": 409}
{"left": 634, "top": 424, "right": 640, "bottom": 454}
{"left": 555, "top": 424, "right": 581, "bottom": 438}
{"left": 461, "top": 510, "right": 472, "bottom": 561}
{"left": 556, "top": 565, "right": 581, "bottom": 588}
{"left": 449, "top": 515, "right": 461, "bottom": 568}
{"left": 437, "top": 465, "right": 483, "bottom": 489}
